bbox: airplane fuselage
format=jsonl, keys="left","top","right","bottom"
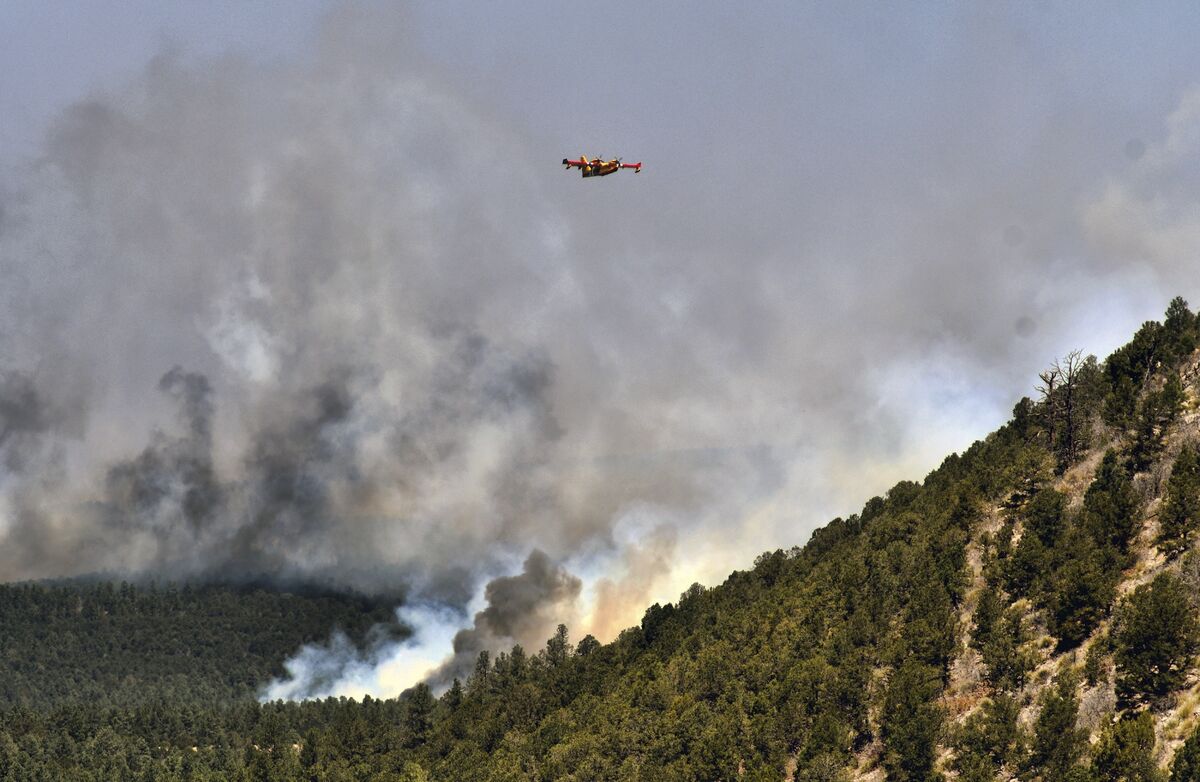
{"left": 562, "top": 156, "right": 642, "bottom": 177}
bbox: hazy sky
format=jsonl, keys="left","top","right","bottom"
{"left": 5, "top": 1, "right": 1200, "bottom": 695}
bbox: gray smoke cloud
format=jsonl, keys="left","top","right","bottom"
{"left": 264, "top": 548, "right": 581, "bottom": 698}
{"left": 432, "top": 548, "right": 582, "bottom": 686}
{"left": 0, "top": 371, "right": 49, "bottom": 473}
{"left": 101, "top": 367, "right": 220, "bottom": 538}
{"left": 5, "top": 4, "right": 1200, "bottom": 695}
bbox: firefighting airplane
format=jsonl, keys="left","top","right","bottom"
{"left": 562, "top": 155, "right": 642, "bottom": 177}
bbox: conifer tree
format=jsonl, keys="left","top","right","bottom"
{"left": 576, "top": 634, "right": 600, "bottom": 657}
{"left": 1159, "top": 443, "right": 1200, "bottom": 556}
{"left": 971, "top": 583, "right": 1002, "bottom": 652}
{"left": 546, "top": 624, "right": 572, "bottom": 666}
{"left": 1172, "top": 726, "right": 1200, "bottom": 781}
{"left": 953, "top": 694, "right": 1021, "bottom": 781}
{"left": 1163, "top": 296, "right": 1198, "bottom": 365}
{"left": 981, "top": 606, "right": 1033, "bottom": 691}
{"left": 1093, "top": 712, "right": 1162, "bottom": 782}
{"left": 298, "top": 728, "right": 320, "bottom": 771}
{"left": 1114, "top": 573, "right": 1198, "bottom": 705}
{"left": 901, "top": 573, "right": 958, "bottom": 671}
{"left": 881, "top": 660, "right": 944, "bottom": 782}
{"left": 1103, "top": 317, "right": 1166, "bottom": 432}
{"left": 1005, "top": 532, "right": 1049, "bottom": 600}
{"left": 1047, "top": 526, "right": 1119, "bottom": 649}
{"left": 403, "top": 684, "right": 435, "bottom": 749}
{"left": 1027, "top": 487, "right": 1068, "bottom": 544}
{"left": 1029, "top": 671, "right": 1087, "bottom": 779}
{"left": 1083, "top": 450, "right": 1140, "bottom": 557}
{"left": 1132, "top": 373, "right": 1184, "bottom": 472}
{"left": 1105, "top": 375, "right": 1139, "bottom": 430}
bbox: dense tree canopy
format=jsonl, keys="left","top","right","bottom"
{"left": 1114, "top": 573, "right": 1199, "bottom": 706}
{"left": 1, "top": 298, "right": 1200, "bottom": 780}
{"left": 0, "top": 580, "right": 399, "bottom": 709}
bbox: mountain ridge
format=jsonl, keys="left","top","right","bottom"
{"left": 3, "top": 297, "right": 1200, "bottom": 780}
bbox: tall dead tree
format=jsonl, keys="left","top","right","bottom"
{"left": 1038, "top": 350, "right": 1088, "bottom": 473}
{"left": 1037, "top": 364, "right": 1060, "bottom": 456}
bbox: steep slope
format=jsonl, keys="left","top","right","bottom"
{"left": 3, "top": 298, "right": 1200, "bottom": 781}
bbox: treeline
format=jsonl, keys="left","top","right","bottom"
{"left": 0, "top": 580, "right": 400, "bottom": 709}
{"left": 0, "top": 396, "right": 1043, "bottom": 779}
{"left": 2, "top": 298, "right": 1200, "bottom": 781}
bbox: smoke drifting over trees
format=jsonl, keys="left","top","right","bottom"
{"left": 430, "top": 549, "right": 582, "bottom": 688}
{"left": 4, "top": 5, "right": 1200, "bottom": 693}
{"left": 0, "top": 9, "right": 770, "bottom": 669}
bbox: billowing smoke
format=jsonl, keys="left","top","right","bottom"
{"left": 102, "top": 367, "right": 220, "bottom": 540}
{"left": 5, "top": 5, "right": 1200, "bottom": 698}
{"left": 0, "top": 371, "right": 50, "bottom": 473}
{"left": 262, "top": 604, "right": 449, "bottom": 701}
{"left": 431, "top": 549, "right": 582, "bottom": 687}
{"left": 263, "top": 548, "right": 581, "bottom": 698}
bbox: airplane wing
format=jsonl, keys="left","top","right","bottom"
{"left": 562, "top": 157, "right": 641, "bottom": 174}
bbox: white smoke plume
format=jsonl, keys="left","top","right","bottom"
{"left": 5, "top": 5, "right": 1200, "bottom": 698}
{"left": 262, "top": 603, "right": 464, "bottom": 701}
{"left": 0, "top": 7, "right": 786, "bottom": 679}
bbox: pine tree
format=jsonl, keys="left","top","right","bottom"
{"left": 1026, "top": 487, "right": 1068, "bottom": 545}
{"left": 901, "top": 573, "right": 958, "bottom": 671}
{"left": 403, "top": 684, "right": 434, "bottom": 749}
{"left": 1172, "top": 725, "right": 1200, "bottom": 781}
{"left": 980, "top": 606, "right": 1033, "bottom": 692}
{"left": 1047, "top": 527, "right": 1119, "bottom": 649}
{"left": 576, "top": 634, "right": 600, "bottom": 657}
{"left": 1159, "top": 444, "right": 1200, "bottom": 557}
{"left": 1114, "top": 573, "right": 1199, "bottom": 705}
{"left": 1105, "top": 374, "right": 1139, "bottom": 430}
{"left": 1029, "top": 671, "right": 1086, "bottom": 778}
{"left": 880, "top": 660, "right": 944, "bottom": 782}
{"left": 953, "top": 694, "right": 1021, "bottom": 781}
{"left": 971, "top": 583, "right": 1002, "bottom": 651}
{"left": 1132, "top": 373, "right": 1184, "bottom": 472}
{"left": 1005, "top": 535, "right": 1048, "bottom": 600}
{"left": 1163, "top": 296, "right": 1198, "bottom": 365}
{"left": 298, "top": 728, "right": 320, "bottom": 771}
{"left": 1083, "top": 450, "right": 1140, "bottom": 557}
{"left": 545, "top": 624, "right": 572, "bottom": 666}
{"left": 1093, "top": 712, "right": 1162, "bottom": 782}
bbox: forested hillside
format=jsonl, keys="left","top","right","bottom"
{"left": 5, "top": 298, "right": 1200, "bottom": 781}
{"left": 0, "top": 581, "right": 400, "bottom": 709}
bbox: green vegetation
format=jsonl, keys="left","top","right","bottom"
{"left": 1029, "top": 671, "right": 1088, "bottom": 779}
{"left": 952, "top": 694, "right": 1019, "bottom": 782}
{"left": 0, "top": 580, "right": 399, "bottom": 709}
{"left": 1093, "top": 712, "right": 1163, "bottom": 782}
{"left": 1173, "top": 727, "right": 1200, "bottom": 781}
{"left": 1114, "top": 573, "right": 1198, "bottom": 707}
{"left": 1160, "top": 443, "right": 1200, "bottom": 556}
{"left": 1, "top": 297, "right": 1200, "bottom": 780}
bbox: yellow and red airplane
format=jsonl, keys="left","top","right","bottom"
{"left": 562, "top": 155, "right": 642, "bottom": 177}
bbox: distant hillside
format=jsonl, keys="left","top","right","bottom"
{"left": 4, "top": 298, "right": 1200, "bottom": 781}
{"left": 0, "top": 580, "right": 400, "bottom": 709}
